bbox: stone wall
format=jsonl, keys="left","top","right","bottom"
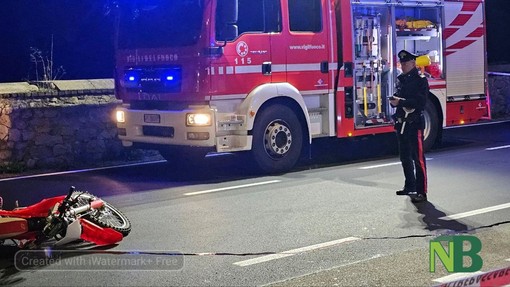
{"left": 488, "top": 72, "right": 510, "bottom": 119}
{"left": 0, "top": 80, "right": 129, "bottom": 170}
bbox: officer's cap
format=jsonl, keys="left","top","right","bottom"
{"left": 398, "top": 50, "right": 417, "bottom": 62}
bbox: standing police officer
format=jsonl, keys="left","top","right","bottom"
{"left": 390, "top": 50, "right": 429, "bottom": 203}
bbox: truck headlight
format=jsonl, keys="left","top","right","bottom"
{"left": 186, "top": 113, "right": 211, "bottom": 126}
{"left": 116, "top": 110, "right": 126, "bottom": 123}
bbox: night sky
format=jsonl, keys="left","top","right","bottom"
{"left": 0, "top": 0, "right": 509, "bottom": 83}
{"left": 0, "top": 1, "right": 114, "bottom": 83}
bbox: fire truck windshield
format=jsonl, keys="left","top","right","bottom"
{"left": 117, "top": 0, "right": 204, "bottom": 49}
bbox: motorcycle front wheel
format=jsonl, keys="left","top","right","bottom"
{"left": 71, "top": 192, "right": 131, "bottom": 236}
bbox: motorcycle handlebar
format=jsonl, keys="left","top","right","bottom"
{"left": 64, "top": 186, "right": 76, "bottom": 202}
{"left": 90, "top": 200, "right": 104, "bottom": 210}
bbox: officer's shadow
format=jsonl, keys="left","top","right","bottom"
{"left": 403, "top": 200, "right": 473, "bottom": 233}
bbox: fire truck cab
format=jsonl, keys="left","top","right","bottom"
{"left": 114, "top": 0, "right": 489, "bottom": 173}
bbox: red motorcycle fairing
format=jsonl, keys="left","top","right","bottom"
{"left": 0, "top": 217, "right": 29, "bottom": 239}
{"left": 79, "top": 218, "right": 123, "bottom": 246}
{"left": 0, "top": 196, "right": 66, "bottom": 218}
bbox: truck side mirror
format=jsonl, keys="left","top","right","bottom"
{"left": 216, "top": 0, "right": 239, "bottom": 42}
{"left": 218, "top": 25, "right": 238, "bottom": 43}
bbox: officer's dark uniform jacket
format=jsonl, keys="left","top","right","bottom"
{"left": 393, "top": 65, "right": 430, "bottom": 196}
{"left": 393, "top": 67, "right": 429, "bottom": 132}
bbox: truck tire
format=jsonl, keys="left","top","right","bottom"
{"left": 423, "top": 100, "right": 439, "bottom": 151}
{"left": 251, "top": 104, "right": 303, "bottom": 173}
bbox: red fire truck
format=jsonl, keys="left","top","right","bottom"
{"left": 114, "top": 0, "right": 490, "bottom": 173}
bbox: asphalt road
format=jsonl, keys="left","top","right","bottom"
{"left": 1, "top": 121, "right": 509, "bottom": 286}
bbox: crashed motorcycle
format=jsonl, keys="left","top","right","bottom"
{"left": 0, "top": 187, "right": 131, "bottom": 248}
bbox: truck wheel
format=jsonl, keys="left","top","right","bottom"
{"left": 423, "top": 100, "right": 439, "bottom": 151}
{"left": 251, "top": 104, "right": 303, "bottom": 173}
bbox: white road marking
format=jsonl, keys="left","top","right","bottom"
{"left": 261, "top": 254, "right": 383, "bottom": 287}
{"left": 358, "top": 162, "right": 401, "bottom": 170}
{"left": 433, "top": 271, "right": 484, "bottom": 283}
{"left": 233, "top": 237, "right": 361, "bottom": 267}
{"left": 359, "top": 158, "right": 432, "bottom": 170}
{"left": 183, "top": 180, "right": 281, "bottom": 196}
{"left": 0, "top": 160, "right": 166, "bottom": 182}
{"left": 486, "top": 145, "right": 510, "bottom": 151}
{"left": 0, "top": 153, "right": 228, "bottom": 182}
{"left": 439, "top": 202, "right": 510, "bottom": 220}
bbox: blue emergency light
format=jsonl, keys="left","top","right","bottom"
{"left": 123, "top": 70, "right": 141, "bottom": 88}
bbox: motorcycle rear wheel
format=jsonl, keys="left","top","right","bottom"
{"left": 71, "top": 192, "right": 131, "bottom": 237}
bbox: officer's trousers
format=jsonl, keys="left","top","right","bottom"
{"left": 397, "top": 128, "right": 427, "bottom": 194}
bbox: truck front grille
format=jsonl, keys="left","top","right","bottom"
{"left": 142, "top": 126, "right": 174, "bottom": 138}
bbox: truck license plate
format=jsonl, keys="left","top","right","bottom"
{"left": 144, "top": 114, "right": 160, "bottom": 123}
